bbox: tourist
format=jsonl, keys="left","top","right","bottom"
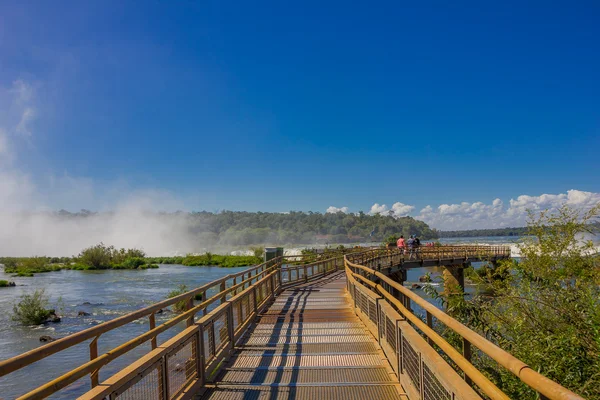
{"left": 414, "top": 235, "right": 421, "bottom": 257}
{"left": 396, "top": 235, "right": 405, "bottom": 254}
{"left": 407, "top": 235, "right": 415, "bottom": 259}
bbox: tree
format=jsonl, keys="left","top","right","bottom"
{"left": 430, "top": 205, "right": 600, "bottom": 398}
{"left": 78, "top": 243, "right": 113, "bottom": 269}
{"left": 12, "top": 289, "right": 51, "bottom": 325}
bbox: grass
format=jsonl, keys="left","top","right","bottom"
{"left": 0, "top": 280, "right": 15, "bottom": 287}
{"left": 182, "top": 254, "right": 261, "bottom": 268}
{"left": 145, "top": 256, "right": 185, "bottom": 264}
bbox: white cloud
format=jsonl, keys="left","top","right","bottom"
{"left": 0, "top": 129, "right": 9, "bottom": 157}
{"left": 391, "top": 202, "right": 415, "bottom": 217}
{"left": 417, "top": 190, "right": 600, "bottom": 230}
{"left": 11, "top": 79, "right": 34, "bottom": 104}
{"left": 16, "top": 107, "right": 36, "bottom": 136}
{"left": 3, "top": 80, "right": 37, "bottom": 137}
{"left": 326, "top": 206, "right": 349, "bottom": 213}
{"left": 369, "top": 202, "right": 415, "bottom": 218}
{"left": 369, "top": 203, "right": 388, "bottom": 214}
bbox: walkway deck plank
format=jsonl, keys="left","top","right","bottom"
{"left": 200, "top": 271, "right": 407, "bottom": 400}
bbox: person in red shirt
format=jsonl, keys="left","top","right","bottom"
{"left": 396, "top": 235, "right": 406, "bottom": 254}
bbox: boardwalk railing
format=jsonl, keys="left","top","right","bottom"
{"left": 350, "top": 245, "right": 512, "bottom": 269}
{"left": 344, "top": 248, "right": 584, "bottom": 400}
{"left": 1, "top": 245, "right": 581, "bottom": 400}
{"left": 0, "top": 256, "right": 342, "bottom": 400}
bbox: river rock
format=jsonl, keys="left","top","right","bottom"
{"left": 411, "top": 283, "right": 422, "bottom": 289}
{"left": 39, "top": 335, "right": 56, "bottom": 342}
{"left": 78, "top": 311, "right": 91, "bottom": 317}
{"left": 45, "top": 310, "right": 61, "bottom": 323}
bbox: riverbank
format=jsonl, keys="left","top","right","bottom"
{"left": 0, "top": 253, "right": 264, "bottom": 277}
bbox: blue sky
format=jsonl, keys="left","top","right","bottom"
{"left": 0, "top": 1, "right": 599, "bottom": 229}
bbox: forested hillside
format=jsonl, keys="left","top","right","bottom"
{"left": 437, "top": 222, "right": 600, "bottom": 238}
{"left": 54, "top": 210, "right": 437, "bottom": 246}
{"left": 436, "top": 227, "right": 528, "bottom": 238}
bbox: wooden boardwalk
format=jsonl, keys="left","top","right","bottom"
{"left": 201, "top": 271, "right": 407, "bottom": 400}
{"left": 2, "top": 247, "right": 583, "bottom": 400}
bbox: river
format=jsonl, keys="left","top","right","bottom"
{"left": 0, "top": 264, "right": 248, "bottom": 399}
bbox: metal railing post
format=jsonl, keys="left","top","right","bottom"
{"left": 227, "top": 304, "right": 235, "bottom": 351}
{"left": 149, "top": 314, "right": 157, "bottom": 349}
{"left": 463, "top": 338, "right": 472, "bottom": 385}
{"left": 220, "top": 281, "right": 227, "bottom": 304}
{"left": 252, "top": 286, "right": 258, "bottom": 315}
{"left": 197, "top": 325, "right": 206, "bottom": 387}
{"left": 161, "top": 356, "right": 169, "bottom": 400}
{"left": 89, "top": 336, "right": 100, "bottom": 388}
{"left": 426, "top": 311, "right": 434, "bottom": 346}
{"left": 186, "top": 297, "right": 194, "bottom": 327}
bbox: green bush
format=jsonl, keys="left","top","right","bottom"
{"left": 0, "top": 258, "right": 19, "bottom": 269}
{"left": 383, "top": 234, "right": 399, "bottom": 246}
{"left": 77, "top": 243, "right": 147, "bottom": 269}
{"left": 167, "top": 285, "right": 189, "bottom": 313}
{"left": 182, "top": 254, "right": 261, "bottom": 268}
{"left": 3, "top": 257, "right": 63, "bottom": 275}
{"left": 69, "top": 263, "right": 92, "bottom": 270}
{"left": 119, "top": 257, "right": 146, "bottom": 269}
{"left": 250, "top": 246, "right": 264, "bottom": 258}
{"left": 111, "top": 248, "right": 146, "bottom": 265}
{"left": 12, "top": 289, "right": 51, "bottom": 325}
{"left": 0, "top": 280, "right": 15, "bottom": 287}
{"left": 78, "top": 243, "right": 113, "bottom": 269}
{"left": 14, "top": 271, "right": 34, "bottom": 277}
{"left": 145, "top": 256, "right": 184, "bottom": 264}
{"left": 139, "top": 263, "right": 159, "bottom": 269}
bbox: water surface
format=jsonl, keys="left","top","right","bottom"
{"left": 0, "top": 264, "right": 247, "bottom": 399}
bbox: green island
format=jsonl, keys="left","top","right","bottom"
{"left": 0, "top": 244, "right": 268, "bottom": 277}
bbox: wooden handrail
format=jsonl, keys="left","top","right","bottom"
{"left": 78, "top": 269, "right": 281, "bottom": 400}
{"left": 0, "top": 257, "right": 282, "bottom": 377}
{"left": 1, "top": 253, "right": 345, "bottom": 399}
{"left": 344, "top": 253, "right": 584, "bottom": 400}
{"left": 346, "top": 268, "right": 509, "bottom": 400}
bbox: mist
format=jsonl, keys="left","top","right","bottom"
{"left": 0, "top": 209, "right": 204, "bottom": 257}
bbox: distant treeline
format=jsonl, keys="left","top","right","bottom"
{"left": 52, "top": 209, "right": 438, "bottom": 244}
{"left": 437, "top": 222, "right": 600, "bottom": 238}
{"left": 436, "top": 227, "right": 528, "bottom": 238}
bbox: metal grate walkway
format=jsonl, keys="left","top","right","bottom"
{"left": 200, "top": 271, "right": 407, "bottom": 400}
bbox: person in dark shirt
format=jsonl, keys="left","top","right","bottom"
{"left": 406, "top": 235, "right": 415, "bottom": 259}
{"left": 414, "top": 236, "right": 421, "bottom": 257}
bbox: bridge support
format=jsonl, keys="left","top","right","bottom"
{"left": 388, "top": 270, "right": 410, "bottom": 311}
{"left": 442, "top": 264, "right": 466, "bottom": 296}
